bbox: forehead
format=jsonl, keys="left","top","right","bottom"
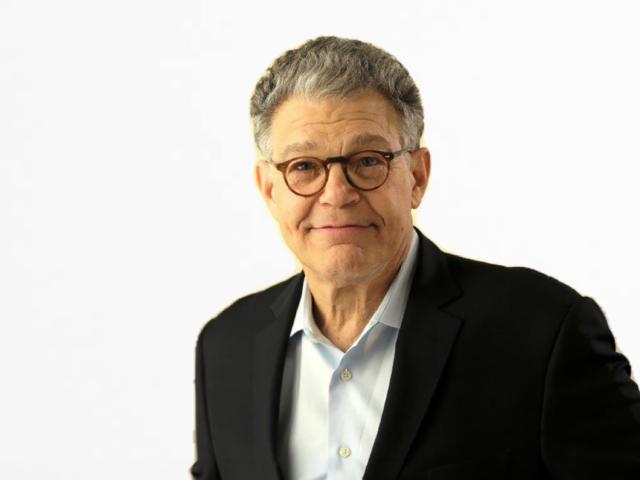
{"left": 270, "top": 90, "right": 402, "bottom": 158}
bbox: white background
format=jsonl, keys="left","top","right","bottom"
{"left": 1, "top": 0, "right": 639, "bottom": 478}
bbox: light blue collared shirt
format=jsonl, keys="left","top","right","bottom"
{"left": 277, "top": 229, "right": 420, "bottom": 480}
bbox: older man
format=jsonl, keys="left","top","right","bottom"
{"left": 191, "top": 37, "right": 640, "bottom": 479}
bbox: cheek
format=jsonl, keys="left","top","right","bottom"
{"left": 275, "top": 195, "right": 312, "bottom": 233}
{"left": 377, "top": 182, "right": 413, "bottom": 225}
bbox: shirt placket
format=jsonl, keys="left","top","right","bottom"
{"left": 327, "top": 343, "right": 366, "bottom": 480}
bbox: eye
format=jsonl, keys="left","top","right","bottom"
{"left": 359, "top": 156, "right": 382, "bottom": 167}
{"left": 351, "top": 152, "right": 385, "bottom": 168}
{"left": 293, "top": 160, "right": 316, "bottom": 171}
{"left": 286, "top": 158, "right": 322, "bottom": 178}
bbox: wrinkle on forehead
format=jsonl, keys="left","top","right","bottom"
{"left": 280, "top": 133, "right": 393, "bottom": 161}
{"left": 288, "top": 112, "right": 387, "bottom": 127}
{"left": 272, "top": 92, "right": 402, "bottom": 160}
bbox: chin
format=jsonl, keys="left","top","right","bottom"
{"left": 310, "top": 253, "right": 376, "bottom": 284}
{"left": 317, "top": 269, "right": 366, "bottom": 287}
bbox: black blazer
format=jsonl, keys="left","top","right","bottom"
{"left": 191, "top": 227, "right": 640, "bottom": 479}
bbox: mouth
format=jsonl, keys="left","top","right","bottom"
{"left": 310, "top": 224, "right": 373, "bottom": 236}
{"left": 315, "top": 224, "right": 369, "bottom": 229}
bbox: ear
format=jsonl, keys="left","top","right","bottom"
{"left": 254, "top": 161, "right": 279, "bottom": 221}
{"left": 409, "top": 147, "right": 431, "bottom": 209}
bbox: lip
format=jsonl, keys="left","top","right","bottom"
{"left": 311, "top": 224, "right": 372, "bottom": 236}
{"left": 316, "top": 224, "right": 368, "bottom": 229}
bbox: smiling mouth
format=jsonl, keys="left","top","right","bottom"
{"left": 316, "top": 224, "right": 368, "bottom": 229}
{"left": 310, "top": 225, "right": 374, "bottom": 236}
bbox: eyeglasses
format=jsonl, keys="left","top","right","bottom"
{"left": 267, "top": 148, "right": 414, "bottom": 197}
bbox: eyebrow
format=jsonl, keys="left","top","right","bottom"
{"left": 279, "top": 140, "right": 319, "bottom": 162}
{"left": 348, "top": 133, "right": 393, "bottom": 151}
{"left": 278, "top": 133, "right": 393, "bottom": 161}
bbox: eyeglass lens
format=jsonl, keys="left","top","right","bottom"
{"left": 285, "top": 151, "right": 389, "bottom": 195}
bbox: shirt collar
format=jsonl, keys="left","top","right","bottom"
{"left": 289, "top": 228, "right": 420, "bottom": 338}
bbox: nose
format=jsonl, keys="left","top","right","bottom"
{"left": 318, "top": 162, "right": 360, "bottom": 206}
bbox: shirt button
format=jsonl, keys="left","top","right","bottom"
{"left": 340, "top": 368, "right": 352, "bottom": 381}
{"left": 338, "top": 446, "right": 351, "bottom": 458}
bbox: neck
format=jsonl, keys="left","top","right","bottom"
{"left": 304, "top": 231, "right": 413, "bottom": 352}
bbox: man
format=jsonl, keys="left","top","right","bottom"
{"left": 191, "top": 36, "right": 640, "bottom": 479}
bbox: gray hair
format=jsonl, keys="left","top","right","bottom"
{"left": 249, "top": 36, "right": 424, "bottom": 160}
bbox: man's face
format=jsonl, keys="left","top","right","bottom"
{"left": 255, "top": 89, "right": 430, "bottom": 287}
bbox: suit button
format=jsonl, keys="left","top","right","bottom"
{"left": 338, "top": 446, "right": 351, "bottom": 458}
{"left": 340, "top": 368, "right": 352, "bottom": 381}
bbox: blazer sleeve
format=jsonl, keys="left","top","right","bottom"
{"left": 190, "top": 330, "right": 221, "bottom": 480}
{"left": 541, "top": 296, "right": 640, "bottom": 477}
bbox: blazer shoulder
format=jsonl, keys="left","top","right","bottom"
{"left": 444, "top": 251, "right": 582, "bottom": 307}
{"left": 197, "top": 272, "right": 302, "bottom": 344}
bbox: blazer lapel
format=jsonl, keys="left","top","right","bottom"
{"left": 249, "top": 229, "right": 463, "bottom": 480}
{"left": 252, "top": 273, "right": 303, "bottom": 480}
{"left": 363, "top": 229, "right": 463, "bottom": 480}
